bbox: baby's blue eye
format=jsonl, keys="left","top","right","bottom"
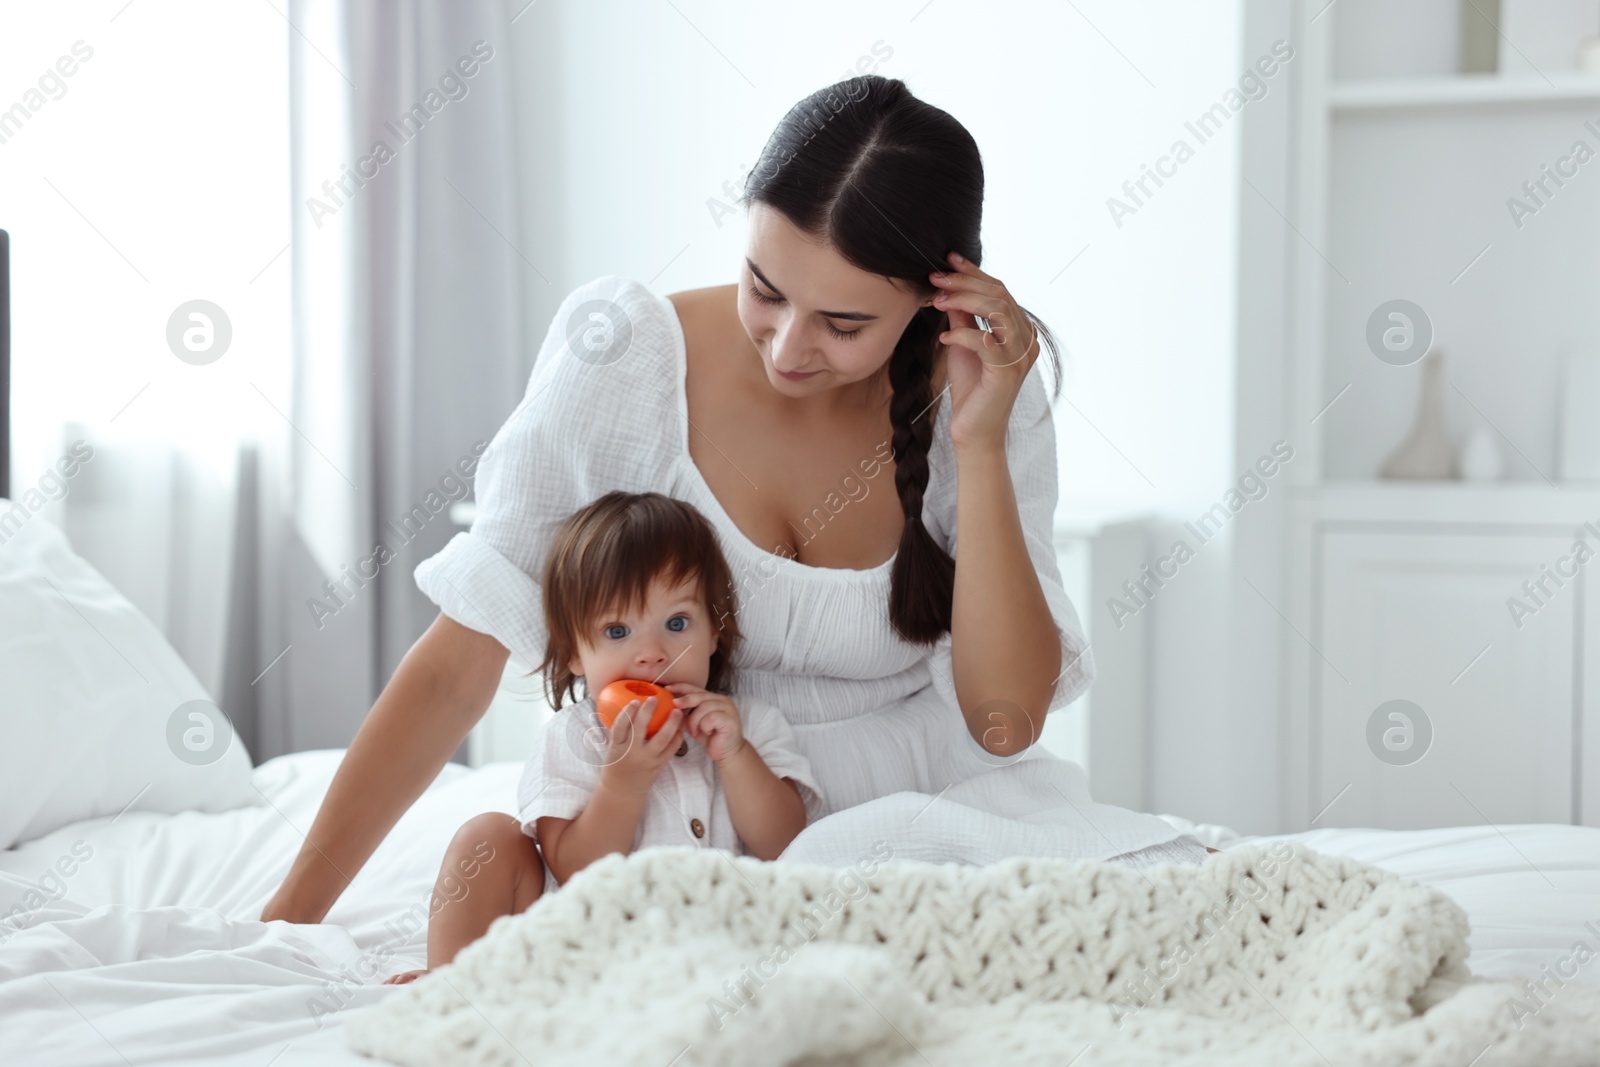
{"left": 667, "top": 616, "right": 688, "bottom": 632}
{"left": 604, "top": 624, "right": 627, "bottom": 640}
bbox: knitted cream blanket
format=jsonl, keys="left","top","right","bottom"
{"left": 345, "top": 841, "right": 1600, "bottom": 1066}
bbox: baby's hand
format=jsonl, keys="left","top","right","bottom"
{"left": 384, "top": 968, "right": 429, "bottom": 985}
{"left": 665, "top": 684, "right": 746, "bottom": 763}
{"left": 596, "top": 698, "right": 686, "bottom": 799}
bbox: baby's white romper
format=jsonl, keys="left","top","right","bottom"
{"left": 518, "top": 693, "right": 828, "bottom": 893}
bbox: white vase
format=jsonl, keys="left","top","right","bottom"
{"left": 1458, "top": 426, "right": 1503, "bottom": 481}
{"left": 1380, "top": 348, "right": 1455, "bottom": 480}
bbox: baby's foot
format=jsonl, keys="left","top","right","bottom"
{"left": 384, "top": 968, "right": 429, "bottom": 985}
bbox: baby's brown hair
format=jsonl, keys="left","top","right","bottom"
{"left": 536, "top": 490, "right": 742, "bottom": 710}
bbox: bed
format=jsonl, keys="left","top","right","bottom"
{"left": 3, "top": 748, "right": 1599, "bottom": 1065}
{"left": 4, "top": 231, "right": 1600, "bottom": 1064}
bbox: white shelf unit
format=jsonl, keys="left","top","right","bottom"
{"left": 1284, "top": 483, "right": 1600, "bottom": 830}
{"left": 1278, "top": 0, "right": 1600, "bottom": 830}
{"left": 1328, "top": 73, "right": 1600, "bottom": 110}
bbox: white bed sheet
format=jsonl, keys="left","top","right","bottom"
{"left": 2, "top": 751, "right": 1597, "bottom": 1066}
{"left": 1, "top": 751, "right": 522, "bottom": 1067}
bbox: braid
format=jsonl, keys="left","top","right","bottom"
{"left": 886, "top": 305, "right": 956, "bottom": 645}
{"left": 737, "top": 73, "right": 1068, "bottom": 641}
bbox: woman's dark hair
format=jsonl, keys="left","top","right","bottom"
{"left": 535, "top": 491, "right": 742, "bottom": 710}
{"left": 737, "top": 74, "right": 1063, "bottom": 646}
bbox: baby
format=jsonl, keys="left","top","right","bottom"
{"left": 386, "top": 490, "right": 823, "bottom": 984}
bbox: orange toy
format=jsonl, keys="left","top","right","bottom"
{"left": 596, "top": 678, "right": 676, "bottom": 739}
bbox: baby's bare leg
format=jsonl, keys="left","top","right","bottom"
{"left": 422, "top": 811, "right": 546, "bottom": 971}
{"left": 427, "top": 811, "right": 545, "bottom": 969}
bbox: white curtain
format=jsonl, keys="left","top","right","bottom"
{"left": 23, "top": 2, "right": 522, "bottom": 764}
{"left": 228, "top": 0, "right": 526, "bottom": 760}
{"left": 19, "top": 2, "right": 293, "bottom": 763}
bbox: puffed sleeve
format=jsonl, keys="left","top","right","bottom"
{"left": 413, "top": 274, "right": 675, "bottom": 665}
{"left": 738, "top": 696, "right": 827, "bottom": 828}
{"left": 516, "top": 705, "right": 603, "bottom": 836}
{"left": 923, "top": 363, "right": 1096, "bottom": 721}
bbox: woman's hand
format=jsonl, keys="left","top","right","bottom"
{"left": 664, "top": 683, "right": 746, "bottom": 763}
{"left": 929, "top": 250, "right": 1041, "bottom": 453}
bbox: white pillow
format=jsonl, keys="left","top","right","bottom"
{"left": 0, "top": 500, "right": 259, "bottom": 849}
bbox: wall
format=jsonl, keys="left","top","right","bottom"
{"left": 504, "top": 0, "right": 1252, "bottom": 823}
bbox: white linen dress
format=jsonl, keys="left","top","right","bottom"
{"left": 415, "top": 275, "right": 1206, "bottom": 873}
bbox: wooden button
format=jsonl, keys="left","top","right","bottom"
{"left": 690, "top": 817, "right": 705, "bottom": 838}
{"left": 675, "top": 738, "right": 688, "bottom": 757}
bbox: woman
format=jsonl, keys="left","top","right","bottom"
{"left": 261, "top": 74, "right": 1205, "bottom": 926}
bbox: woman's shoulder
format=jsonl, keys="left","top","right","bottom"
{"left": 662, "top": 283, "right": 736, "bottom": 324}
{"left": 663, "top": 283, "right": 741, "bottom": 373}
{"left": 562, "top": 273, "right": 665, "bottom": 311}
{"left": 506, "top": 275, "right": 682, "bottom": 449}
{"left": 542, "top": 274, "right": 677, "bottom": 373}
